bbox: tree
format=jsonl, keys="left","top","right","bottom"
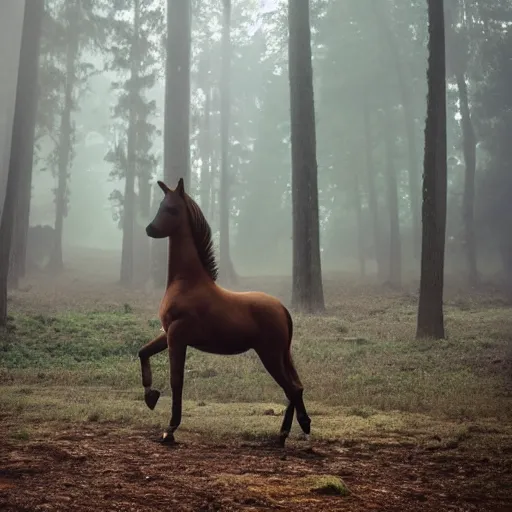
{"left": 372, "top": 0, "right": 422, "bottom": 261}
{"left": 164, "top": 0, "right": 191, "bottom": 188}
{"left": 0, "top": 0, "right": 44, "bottom": 325}
{"left": 362, "top": 93, "right": 385, "bottom": 279}
{"left": 196, "top": 40, "right": 213, "bottom": 216}
{"left": 46, "top": 0, "right": 102, "bottom": 273}
{"left": 288, "top": 0, "right": 325, "bottom": 312}
{"left": 383, "top": 107, "right": 402, "bottom": 288}
{"left": 416, "top": 0, "right": 448, "bottom": 339}
{"left": 445, "top": 0, "right": 478, "bottom": 286}
{"left": 218, "top": 0, "right": 238, "bottom": 285}
{"left": 6, "top": 0, "right": 45, "bottom": 289}
{"left": 105, "top": 0, "right": 161, "bottom": 287}
{"left": 473, "top": 10, "right": 512, "bottom": 295}
{"left": 149, "top": 0, "right": 191, "bottom": 287}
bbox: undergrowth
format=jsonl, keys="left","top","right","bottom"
{"left": 1, "top": 285, "right": 511, "bottom": 421}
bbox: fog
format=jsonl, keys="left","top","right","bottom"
{"left": 8, "top": 0, "right": 504, "bottom": 288}
{"left": 2, "top": 2, "right": 512, "bottom": 507}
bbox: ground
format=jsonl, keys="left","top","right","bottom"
{"left": 2, "top": 423, "right": 511, "bottom": 512}
{"left": 1, "top": 247, "right": 512, "bottom": 511}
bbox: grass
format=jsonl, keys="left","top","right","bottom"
{"left": 309, "top": 475, "right": 351, "bottom": 496}
{"left": 1, "top": 269, "right": 512, "bottom": 446}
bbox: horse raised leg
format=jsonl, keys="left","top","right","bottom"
{"left": 138, "top": 332, "right": 167, "bottom": 410}
{"left": 255, "top": 347, "right": 311, "bottom": 447}
{"left": 161, "top": 329, "right": 188, "bottom": 444}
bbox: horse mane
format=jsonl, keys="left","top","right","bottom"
{"left": 183, "top": 194, "right": 218, "bottom": 281}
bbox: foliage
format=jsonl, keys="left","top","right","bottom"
{"left": 36, "top": 0, "right": 106, "bottom": 215}
{"left": 103, "top": 0, "right": 163, "bottom": 228}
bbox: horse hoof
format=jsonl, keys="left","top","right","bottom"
{"left": 144, "top": 389, "right": 161, "bottom": 410}
{"left": 278, "top": 433, "right": 288, "bottom": 448}
{"left": 159, "top": 430, "right": 175, "bottom": 444}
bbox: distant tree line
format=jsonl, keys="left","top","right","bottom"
{"left": 1, "top": 0, "right": 511, "bottom": 339}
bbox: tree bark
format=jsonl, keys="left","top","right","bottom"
{"left": 371, "top": 2, "right": 421, "bottom": 260}
{"left": 288, "top": 0, "right": 325, "bottom": 312}
{"left": 456, "top": 73, "right": 478, "bottom": 286}
{"left": 199, "top": 86, "right": 212, "bottom": 217}
{"left": 164, "top": 0, "right": 191, "bottom": 189}
{"left": 218, "top": 0, "right": 237, "bottom": 286}
{"left": 363, "top": 96, "right": 384, "bottom": 280}
{"left": 1, "top": 0, "right": 43, "bottom": 325}
{"left": 445, "top": 3, "right": 479, "bottom": 287}
{"left": 8, "top": 0, "right": 44, "bottom": 289}
{"left": 384, "top": 110, "right": 402, "bottom": 288}
{"left": 48, "top": 1, "right": 80, "bottom": 274}
{"left": 120, "top": 0, "right": 140, "bottom": 287}
{"left": 351, "top": 163, "right": 366, "bottom": 279}
{"left": 417, "top": 0, "right": 448, "bottom": 340}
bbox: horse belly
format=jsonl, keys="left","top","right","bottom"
{"left": 190, "top": 342, "right": 251, "bottom": 356}
{"left": 189, "top": 319, "right": 254, "bottom": 355}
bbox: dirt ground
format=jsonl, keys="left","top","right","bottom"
{"left": 1, "top": 423, "right": 511, "bottom": 512}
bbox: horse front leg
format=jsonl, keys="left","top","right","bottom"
{"left": 138, "top": 332, "right": 167, "bottom": 410}
{"left": 160, "top": 340, "right": 187, "bottom": 444}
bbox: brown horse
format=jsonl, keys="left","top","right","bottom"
{"left": 138, "top": 178, "right": 311, "bottom": 447}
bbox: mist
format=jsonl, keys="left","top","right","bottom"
{"left": 1, "top": 1, "right": 511, "bottom": 510}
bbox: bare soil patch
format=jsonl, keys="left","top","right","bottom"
{"left": 1, "top": 423, "right": 511, "bottom": 511}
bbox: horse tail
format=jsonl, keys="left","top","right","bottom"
{"left": 282, "top": 305, "right": 293, "bottom": 348}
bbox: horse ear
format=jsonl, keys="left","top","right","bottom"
{"left": 176, "top": 178, "right": 185, "bottom": 197}
{"left": 157, "top": 180, "right": 169, "bottom": 194}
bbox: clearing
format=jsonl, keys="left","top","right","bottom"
{"left": 1, "top": 248, "right": 512, "bottom": 511}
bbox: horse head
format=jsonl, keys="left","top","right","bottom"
{"left": 146, "top": 178, "right": 186, "bottom": 239}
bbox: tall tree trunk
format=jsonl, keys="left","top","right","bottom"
{"left": 200, "top": 86, "right": 212, "bottom": 217}
{"left": 445, "top": 3, "right": 479, "bottom": 287}
{"left": 351, "top": 162, "right": 366, "bottom": 279}
{"left": 208, "top": 90, "right": 220, "bottom": 224}
{"left": 164, "top": 0, "right": 191, "bottom": 188}
{"left": 209, "top": 144, "right": 218, "bottom": 224}
{"left": 1, "top": 0, "right": 43, "bottom": 325}
{"left": 8, "top": 0, "right": 44, "bottom": 289}
{"left": 197, "top": 43, "right": 212, "bottom": 216}
{"left": 151, "top": 0, "right": 191, "bottom": 286}
{"left": 150, "top": 182, "right": 166, "bottom": 287}
{"left": 363, "top": 96, "right": 384, "bottom": 280}
{"left": 402, "top": 91, "right": 421, "bottom": 260}
{"left": 417, "top": 0, "right": 448, "bottom": 340}
{"left": 288, "top": 0, "right": 325, "bottom": 312}
{"left": 456, "top": 73, "right": 478, "bottom": 286}
{"left": 48, "top": 2, "right": 80, "bottom": 274}
{"left": 137, "top": 169, "right": 151, "bottom": 286}
{"left": 219, "top": 0, "right": 237, "bottom": 286}
{"left": 372, "top": 2, "right": 421, "bottom": 260}
{"left": 120, "top": 0, "right": 140, "bottom": 287}
{"left": 384, "top": 110, "right": 402, "bottom": 288}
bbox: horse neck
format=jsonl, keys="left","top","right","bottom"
{"left": 166, "top": 231, "right": 207, "bottom": 288}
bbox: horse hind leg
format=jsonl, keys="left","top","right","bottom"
{"left": 138, "top": 332, "right": 168, "bottom": 410}
{"left": 255, "top": 348, "right": 307, "bottom": 447}
{"left": 283, "top": 351, "right": 311, "bottom": 438}
{"left": 280, "top": 401, "right": 295, "bottom": 447}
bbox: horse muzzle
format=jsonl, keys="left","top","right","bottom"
{"left": 145, "top": 223, "right": 166, "bottom": 239}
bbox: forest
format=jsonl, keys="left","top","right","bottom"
{"left": 0, "top": 0, "right": 511, "bottom": 510}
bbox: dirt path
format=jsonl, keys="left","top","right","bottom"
{"left": 1, "top": 423, "right": 511, "bottom": 511}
